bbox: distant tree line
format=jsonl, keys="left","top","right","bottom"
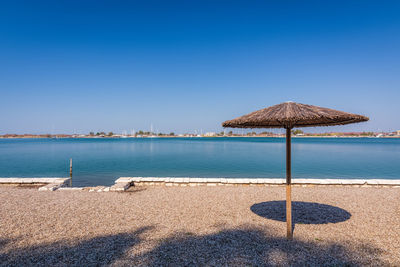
{"left": 292, "top": 129, "right": 304, "bottom": 135}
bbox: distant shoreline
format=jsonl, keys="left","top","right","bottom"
{"left": 1, "top": 135, "right": 399, "bottom": 139}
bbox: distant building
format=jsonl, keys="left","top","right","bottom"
{"left": 205, "top": 132, "right": 216, "bottom": 137}
{"left": 397, "top": 130, "right": 400, "bottom": 136}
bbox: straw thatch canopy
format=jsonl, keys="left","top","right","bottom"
{"left": 222, "top": 102, "right": 369, "bottom": 129}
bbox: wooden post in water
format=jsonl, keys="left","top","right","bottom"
{"left": 286, "top": 128, "right": 293, "bottom": 239}
{"left": 69, "top": 158, "right": 72, "bottom": 187}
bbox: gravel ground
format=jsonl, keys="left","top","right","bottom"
{"left": 0, "top": 185, "right": 399, "bottom": 266}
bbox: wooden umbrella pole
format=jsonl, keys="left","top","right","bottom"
{"left": 286, "top": 127, "right": 293, "bottom": 239}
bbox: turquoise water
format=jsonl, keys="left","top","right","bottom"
{"left": 0, "top": 137, "right": 399, "bottom": 186}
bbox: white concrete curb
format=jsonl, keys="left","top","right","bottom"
{"left": 0, "top": 177, "right": 71, "bottom": 191}
{"left": 3, "top": 177, "right": 399, "bottom": 193}
{"left": 110, "top": 182, "right": 131, "bottom": 192}
{"left": 117, "top": 177, "right": 400, "bottom": 187}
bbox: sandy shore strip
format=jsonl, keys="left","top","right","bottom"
{"left": 0, "top": 186, "right": 399, "bottom": 266}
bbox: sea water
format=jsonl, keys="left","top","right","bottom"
{"left": 0, "top": 137, "right": 399, "bottom": 186}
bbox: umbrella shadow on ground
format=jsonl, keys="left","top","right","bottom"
{"left": 0, "top": 226, "right": 152, "bottom": 266}
{"left": 250, "top": 201, "right": 351, "bottom": 225}
{"left": 129, "top": 226, "right": 385, "bottom": 266}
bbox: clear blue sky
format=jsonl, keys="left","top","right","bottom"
{"left": 1, "top": 1, "right": 399, "bottom": 134}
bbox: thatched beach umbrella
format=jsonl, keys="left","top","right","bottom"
{"left": 222, "top": 101, "right": 368, "bottom": 239}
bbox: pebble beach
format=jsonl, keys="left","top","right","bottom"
{"left": 1, "top": 185, "right": 399, "bottom": 266}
